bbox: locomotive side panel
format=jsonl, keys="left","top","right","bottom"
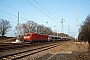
{"left": 24, "top": 32, "right": 49, "bottom": 42}
{"left": 32, "top": 33, "right": 48, "bottom": 41}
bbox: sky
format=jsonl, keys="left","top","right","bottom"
{"left": 0, "top": 0, "right": 90, "bottom": 37}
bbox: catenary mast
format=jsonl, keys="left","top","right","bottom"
{"left": 76, "top": 6, "right": 79, "bottom": 41}
{"left": 61, "top": 17, "right": 65, "bottom": 37}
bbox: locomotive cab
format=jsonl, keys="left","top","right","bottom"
{"left": 24, "top": 33, "right": 31, "bottom": 42}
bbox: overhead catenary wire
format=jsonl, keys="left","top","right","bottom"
{"left": 33, "top": 0, "right": 74, "bottom": 35}
{"left": 0, "top": 9, "right": 28, "bottom": 21}
{"left": 33, "top": 0, "right": 58, "bottom": 21}
{"left": 26, "top": 0, "right": 59, "bottom": 25}
{"left": 0, "top": 2, "right": 34, "bottom": 18}
{"left": 0, "top": 2, "right": 46, "bottom": 23}
{"left": 0, "top": 1, "right": 60, "bottom": 27}
{"left": 0, "top": 15, "right": 17, "bottom": 23}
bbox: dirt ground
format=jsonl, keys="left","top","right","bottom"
{"left": 36, "top": 41, "right": 90, "bottom": 60}
{"left": 49, "top": 41, "right": 90, "bottom": 60}
{"left": 0, "top": 37, "right": 15, "bottom": 43}
{"left": 63, "top": 41, "right": 89, "bottom": 52}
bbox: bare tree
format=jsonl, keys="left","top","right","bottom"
{"left": 23, "top": 21, "right": 37, "bottom": 33}
{"left": 37, "top": 24, "right": 43, "bottom": 33}
{"left": 0, "top": 19, "right": 12, "bottom": 36}
{"left": 15, "top": 24, "right": 24, "bottom": 36}
{"left": 36, "top": 24, "right": 51, "bottom": 34}
{"left": 16, "top": 21, "right": 37, "bottom": 35}
{"left": 22, "top": 23, "right": 28, "bottom": 33}
{"left": 15, "top": 20, "right": 53, "bottom": 36}
{"left": 79, "top": 14, "right": 90, "bottom": 46}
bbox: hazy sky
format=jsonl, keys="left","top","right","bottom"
{"left": 0, "top": 0, "right": 90, "bottom": 37}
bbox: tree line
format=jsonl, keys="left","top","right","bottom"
{"left": 0, "top": 19, "right": 71, "bottom": 39}
{"left": 15, "top": 20, "right": 53, "bottom": 37}
{"left": 0, "top": 19, "right": 54, "bottom": 37}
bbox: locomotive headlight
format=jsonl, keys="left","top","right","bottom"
{"left": 27, "top": 36, "right": 29, "bottom": 38}
{"left": 24, "top": 37, "right": 26, "bottom": 38}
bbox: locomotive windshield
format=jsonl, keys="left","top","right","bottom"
{"left": 24, "top": 33, "right": 30, "bottom": 36}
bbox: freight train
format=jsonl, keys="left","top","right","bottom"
{"left": 24, "top": 32, "right": 69, "bottom": 43}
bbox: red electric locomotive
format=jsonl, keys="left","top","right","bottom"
{"left": 24, "top": 32, "right": 49, "bottom": 42}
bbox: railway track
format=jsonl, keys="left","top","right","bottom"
{"left": 0, "top": 41, "right": 70, "bottom": 60}
{"left": 0, "top": 40, "right": 67, "bottom": 52}
{"left": 0, "top": 41, "right": 61, "bottom": 52}
{"left": 0, "top": 43, "right": 31, "bottom": 52}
